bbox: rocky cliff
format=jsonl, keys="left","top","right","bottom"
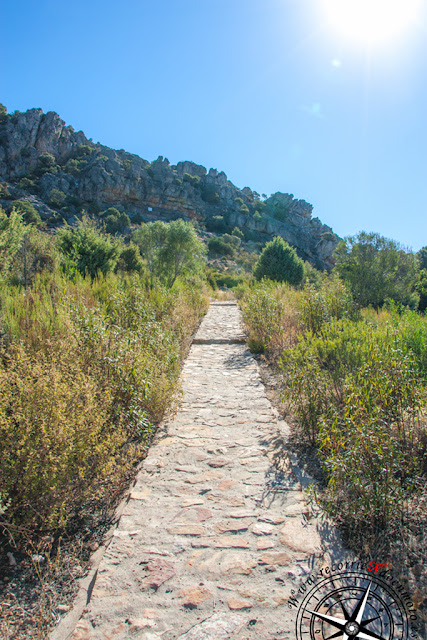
{"left": 0, "top": 107, "right": 339, "bottom": 269}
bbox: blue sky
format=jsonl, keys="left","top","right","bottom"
{"left": 2, "top": 0, "right": 426, "bottom": 250}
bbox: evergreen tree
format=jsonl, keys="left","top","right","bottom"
{"left": 253, "top": 236, "right": 304, "bottom": 285}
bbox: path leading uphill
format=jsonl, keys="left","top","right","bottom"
{"left": 61, "top": 301, "right": 344, "bottom": 640}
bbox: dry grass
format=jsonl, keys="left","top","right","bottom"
{"left": 209, "top": 289, "right": 235, "bottom": 301}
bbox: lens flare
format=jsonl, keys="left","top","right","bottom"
{"left": 323, "top": 0, "right": 421, "bottom": 45}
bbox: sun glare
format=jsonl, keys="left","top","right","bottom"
{"left": 323, "top": 0, "right": 421, "bottom": 45}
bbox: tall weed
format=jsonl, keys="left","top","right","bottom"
{"left": 240, "top": 280, "right": 301, "bottom": 357}
{"left": 299, "top": 276, "right": 357, "bottom": 334}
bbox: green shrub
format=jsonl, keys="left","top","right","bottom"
{"left": 208, "top": 236, "right": 235, "bottom": 257}
{"left": 200, "top": 184, "right": 219, "bottom": 204}
{"left": 116, "top": 242, "right": 144, "bottom": 273}
{"left": 240, "top": 281, "right": 286, "bottom": 353}
{"left": 231, "top": 227, "right": 244, "bottom": 240}
{"left": 303, "top": 261, "right": 323, "bottom": 288}
{"left": 57, "top": 216, "right": 121, "bottom": 280}
{"left": 134, "top": 219, "right": 206, "bottom": 287}
{"left": 35, "top": 152, "right": 59, "bottom": 176}
{"left": 0, "top": 182, "right": 12, "bottom": 198}
{"left": 397, "top": 309, "right": 427, "bottom": 379}
{"left": 38, "top": 152, "right": 56, "bottom": 169}
{"left": 206, "top": 268, "right": 217, "bottom": 290}
{"left": 222, "top": 233, "right": 240, "bottom": 248}
{"left": 272, "top": 204, "right": 289, "bottom": 221}
{"left": 334, "top": 231, "right": 419, "bottom": 308}
{"left": 415, "top": 269, "right": 427, "bottom": 313}
{"left": 65, "top": 158, "right": 88, "bottom": 175}
{"left": 17, "top": 177, "right": 38, "bottom": 194}
{"left": 206, "top": 216, "right": 226, "bottom": 233}
{"left": 321, "top": 231, "right": 337, "bottom": 242}
{"left": 75, "top": 144, "right": 94, "bottom": 157}
{"left": 282, "top": 320, "right": 376, "bottom": 441}
{"left": 10, "top": 226, "right": 61, "bottom": 287}
{"left": 67, "top": 194, "right": 84, "bottom": 208}
{"left": 317, "top": 345, "right": 424, "bottom": 537}
{"left": 0, "top": 207, "right": 25, "bottom": 277}
{"left": 10, "top": 199, "right": 41, "bottom": 226}
{"left": 417, "top": 246, "right": 427, "bottom": 271}
{"left": 253, "top": 211, "right": 262, "bottom": 222}
{"left": 299, "top": 276, "right": 356, "bottom": 333}
{"left": 211, "top": 272, "right": 245, "bottom": 289}
{"left": 253, "top": 200, "right": 265, "bottom": 212}
{"left": 183, "top": 173, "right": 201, "bottom": 187}
{"left": 280, "top": 314, "right": 426, "bottom": 544}
{"left": 240, "top": 204, "right": 249, "bottom": 214}
{"left": 48, "top": 188, "right": 67, "bottom": 207}
{"left": 253, "top": 236, "right": 304, "bottom": 285}
{"left": 101, "top": 207, "right": 131, "bottom": 234}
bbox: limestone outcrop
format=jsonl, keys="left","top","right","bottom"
{"left": 0, "top": 107, "right": 339, "bottom": 269}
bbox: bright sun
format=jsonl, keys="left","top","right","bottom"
{"left": 323, "top": 0, "right": 422, "bottom": 45}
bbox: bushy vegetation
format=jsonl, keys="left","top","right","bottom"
{"left": 253, "top": 236, "right": 304, "bottom": 285}
{"left": 0, "top": 208, "right": 26, "bottom": 276}
{"left": 206, "top": 215, "right": 227, "bottom": 232}
{"left": 200, "top": 184, "right": 219, "bottom": 204}
{"left": 416, "top": 269, "right": 427, "bottom": 312}
{"left": 239, "top": 281, "right": 295, "bottom": 355}
{"left": 283, "top": 315, "right": 426, "bottom": 546}
{"left": 208, "top": 234, "right": 237, "bottom": 257}
{"left": 0, "top": 273, "right": 208, "bottom": 538}
{"left": 299, "top": 276, "right": 356, "bottom": 333}
{"left": 231, "top": 226, "right": 244, "bottom": 240}
{"left": 133, "top": 218, "right": 206, "bottom": 287}
{"left": 417, "top": 245, "right": 427, "bottom": 270}
{"left": 334, "top": 231, "right": 419, "bottom": 308}
{"left": 48, "top": 188, "right": 67, "bottom": 207}
{"left": 10, "top": 199, "right": 41, "bottom": 226}
{"left": 0, "top": 211, "right": 209, "bottom": 545}
{"left": 239, "top": 255, "right": 427, "bottom": 571}
{"left": 183, "top": 173, "right": 201, "bottom": 187}
{"left": 208, "top": 270, "right": 247, "bottom": 290}
{"left": 0, "top": 181, "right": 12, "bottom": 198}
{"left": 57, "top": 216, "right": 122, "bottom": 280}
{"left": 100, "top": 206, "right": 131, "bottom": 234}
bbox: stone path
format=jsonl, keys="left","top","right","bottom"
{"left": 65, "top": 302, "right": 343, "bottom": 640}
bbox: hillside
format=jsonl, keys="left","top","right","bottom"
{"left": 0, "top": 106, "right": 338, "bottom": 269}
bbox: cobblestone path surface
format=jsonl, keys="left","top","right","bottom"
{"left": 67, "top": 302, "right": 343, "bottom": 640}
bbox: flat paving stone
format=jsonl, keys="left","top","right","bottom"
{"left": 58, "top": 301, "right": 348, "bottom": 640}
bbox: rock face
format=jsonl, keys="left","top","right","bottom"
{"left": 0, "top": 108, "right": 339, "bottom": 269}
